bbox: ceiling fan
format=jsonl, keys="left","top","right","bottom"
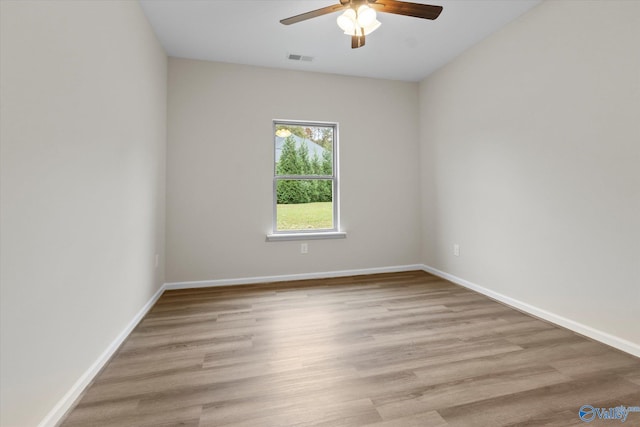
{"left": 280, "top": 0, "right": 443, "bottom": 49}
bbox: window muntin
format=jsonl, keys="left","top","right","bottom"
{"left": 273, "top": 121, "right": 338, "bottom": 233}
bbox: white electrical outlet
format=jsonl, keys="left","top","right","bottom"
{"left": 453, "top": 244, "right": 460, "bottom": 257}
{"left": 301, "top": 243, "right": 308, "bottom": 254}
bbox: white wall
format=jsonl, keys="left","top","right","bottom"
{"left": 0, "top": 1, "right": 167, "bottom": 426}
{"left": 167, "top": 59, "right": 421, "bottom": 282}
{"left": 419, "top": 0, "right": 640, "bottom": 346}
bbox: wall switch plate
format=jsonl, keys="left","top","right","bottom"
{"left": 453, "top": 244, "right": 460, "bottom": 256}
{"left": 301, "top": 243, "right": 308, "bottom": 254}
{"left": 154, "top": 253, "right": 159, "bottom": 268}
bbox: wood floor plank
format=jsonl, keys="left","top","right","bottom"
{"left": 436, "top": 376, "right": 640, "bottom": 426}
{"left": 364, "top": 410, "right": 448, "bottom": 427}
{"left": 59, "top": 271, "right": 640, "bottom": 426}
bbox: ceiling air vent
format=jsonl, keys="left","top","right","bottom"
{"left": 287, "top": 53, "right": 313, "bottom": 62}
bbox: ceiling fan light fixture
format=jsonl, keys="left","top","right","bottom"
{"left": 361, "top": 19, "right": 381, "bottom": 35}
{"left": 337, "top": 5, "right": 380, "bottom": 37}
{"left": 336, "top": 9, "right": 357, "bottom": 34}
{"left": 356, "top": 5, "right": 376, "bottom": 27}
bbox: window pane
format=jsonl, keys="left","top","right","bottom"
{"left": 275, "top": 125, "right": 333, "bottom": 176}
{"left": 276, "top": 179, "right": 333, "bottom": 231}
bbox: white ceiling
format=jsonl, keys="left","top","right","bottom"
{"left": 139, "top": 0, "right": 540, "bottom": 82}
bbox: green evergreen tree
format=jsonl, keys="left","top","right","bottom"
{"left": 275, "top": 134, "right": 334, "bottom": 204}
{"left": 276, "top": 136, "right": 308, "bottom": 204}
{"left": 277, "top": 136, "right": 298, "bottom": 174}
{"left": 298, "top": 140, "right": 310, "bottom": 174}
{"left": 319, "top": 150, "right": 333, "bottom": 202}
{"left": 297, "top": 139, "right": 312, "bottom": 202}
{"left": 321, "top": 149, "right": 332, "bottom": 174}
{"left": 308, "top": 153, "right": 322, "bottom": 202}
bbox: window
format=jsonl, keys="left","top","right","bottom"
{"left": 267, "top": 120, "right": 344, "bottom": 240}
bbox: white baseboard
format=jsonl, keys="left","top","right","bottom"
{"left": 41, "top": 264, "right": 420, "bottom": 426}
{"left": 40, "top": 262, "right": 638, "bottom": 426}
{"left": 164, "top": 264, "right": 424, "bottom": 290}
{"left": 38, "top": 285, "right": 166, "bottom": 427}
{"left": 421, "top": 264, "right": 640, "bottom": 358}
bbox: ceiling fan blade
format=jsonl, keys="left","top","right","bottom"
{"left": 351, "top": 34, "right": 366, "bottom": 49}
{"left": 370, "top": 0, "right": 443, "bottom": 20}
{"left": 280, "top": 4, "right": 346, "bottom": 25}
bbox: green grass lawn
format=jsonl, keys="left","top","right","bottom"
{"left": 277, "top": 202, "right": 333, "bottom": 231}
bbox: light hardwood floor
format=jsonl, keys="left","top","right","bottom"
{"left": 60, "top": 271, "right": 640, "bottom": 426}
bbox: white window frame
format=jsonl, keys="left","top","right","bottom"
{"left": 267, "top": 119, "right": 345, "bottom": 241}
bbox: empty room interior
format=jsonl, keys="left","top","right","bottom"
{"left": 1, "top": 0, "right": 639, "bottom": 426}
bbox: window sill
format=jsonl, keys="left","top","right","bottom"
{"left": 266, "top": 231, "right": 347, "bottom": 242}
